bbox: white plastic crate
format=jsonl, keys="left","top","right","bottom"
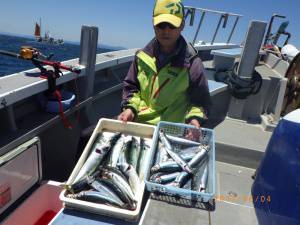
{"left": 144, "top": 121, "right": 215, "bottom": 203}
{"left": 60, "top": 118, "right": 155, "bottom": 221}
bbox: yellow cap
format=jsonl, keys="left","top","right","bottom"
{"left": 153, "top": 0, "right": 184, "bottom": 28}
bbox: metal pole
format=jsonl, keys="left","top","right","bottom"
{"left": 78, "top": 26, "right": 98, "bottom": 124}
{"left": 227, "top": 17, "right": 239, "bottom": 44}
{"left": 192, "top": 12, "right": 206, "bottom": 45}
{"left": 211, "top": 15, "right": 223, "bottom": 45}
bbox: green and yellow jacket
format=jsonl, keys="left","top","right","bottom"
{"left": 121, "top": 36, "right": 211, "bottom": 125}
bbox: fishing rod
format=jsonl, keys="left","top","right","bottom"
{"left": 0, "top": 46, "right": 81, "bottom": 74}
{"left": 0, "top": 46, "right": 82, "bottom": 129}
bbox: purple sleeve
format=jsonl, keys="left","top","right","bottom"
{"left": 120, "top": 55, "right": 140, "bottom": 113}
{"left": 188, "top": 57, "right": 212, "bottom": 109}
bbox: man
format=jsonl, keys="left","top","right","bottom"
{"left": 118, "top": 0, "right": 211, "bottom": 129}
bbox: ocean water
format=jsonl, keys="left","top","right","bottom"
{"left": 0, "top": 34, "right": 113, "bottom": 77}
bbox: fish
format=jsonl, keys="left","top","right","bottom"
{"left": 154, "top": 172, "right": 180, "bottom": 184}
{"left": 158, "top": 129, "right": 173, "bottom": 150}
{"left": 187, "top": 145, "right": 210, "bottom": 170}
{"left": 166, "top": 134, "right": 200, "bottom": 147}
{"left": 170, "top": 171, "right": 191, "bottom": 188}
{"left": 99, "top": 177, "right": 133, "bottom": 208}
{"left": 137, "top": 138, "right": 152, "bottom": 178}
{"left": 118, "top": 163, "right": 140, "bottom": 195}
{"left": 163, "top": 146, "right": 193, "bottom": 173}
{"left": 156, "top": 141, "right": 169, "bottom": 163}
{"left": 88, "top": 177, "right": 125, "bottom": 205}
{"left": 108, "top": 135, "right": 132, "bottom": 167}
{"left": 151, "top": 160, "right": 182, "bottom": 174}
{"left": 168, "top": 146, "right": 209, "bottom": 188}
{"left": 73, "top": 132, "right": 121, "bottom": 184}
{"left": 180, "top": 152, "right": 196, "bottom": 161}
{"left": 67, "top": 190, "right": 125, "bottom": 208}
{"left": 126, "top": 136, "right": 141, "bottom": 170}
{"left": 118, "top": 149, "right": 127, "bottom": 165}
{"left": 199, "top": 164, "right": 209, "bottom": 193}
{"left": 101, "top": 166, "right": 137, "bottom": 208}
{"left": 159, "top": 130, "right": 192, "bottom": 173}
{"left": 150, "top": 172, "right": 165, "bottom": 182}
{"left": 64, "top": 176, "right": 90, "bottom": 194}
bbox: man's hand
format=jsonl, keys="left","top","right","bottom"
{"left": 117, "top": 108, "right": 135, "bottom": 122}
{"left": 186, "top": 119, "right": 202, "bottom": 141}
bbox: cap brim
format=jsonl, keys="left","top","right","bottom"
{"left": 153, "top": 14, "right": 182, "bottom": 28}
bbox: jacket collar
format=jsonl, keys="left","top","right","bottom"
{"left": 142, "top": 35, "right": 192, "bottom": 69}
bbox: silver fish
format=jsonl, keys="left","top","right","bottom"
{"left": 126, "top": 136, "right": 141, "bottom": 170}
{"left": 68, "top": 190, "right": 125, "bottom": 208}
{"left": 137, "top": 138, "right": 152, "bottom": 178}
{"left": 100, "top": 177, "right": 132, "bottom": 208}
{"left": 73, "top": 132, "right": 121, "bottom": 183}
{"left": 156, "top": 141, "right": 169, "bottom": 163}
{"left": 154, "top": 172, "right": 180, "bottom": 184}
{"left": 150, "top": 172, "right": 165, "bottom": 182}
{"left": 88, "top": 178, "right": 125, "bottom": 206}
{"left": 199, "top": 164, "right": 208, "bottom": 193}
{"left": 118, "top": 163, "right": 140, "bottom": 195}
{"left": 151, "top": 160, "right": 182, "bottom": 173}
{"left": 108, "top": 135, "right": 132, "bottom": 167}
{"left": 118, "top": 149, "right": 127, "bottom": 165}
{"left": 158, "top": 129, "right": 173, "bottom": 150}
{"left": 166, "top": 134, "right": 200, "bottom": 146}
{"left": 163, "top": 146, "right": 193, "bottom": 173}
{"left": 188, "top": 145, "right": 210, "bottom": 170}
{"left": 65, "top": 175, "right": 90, "bottom": 194}
{"left": 180, "top": 152, "right": 196, "bottom": 161}
{"left": 101, "top": 167, "right": 137, "bottom": 204}
{"left": 171, "top": 171, "right": 191, "bottom": 188}
{"left": 159, "top": 130, "right": 192, "bottom": 173}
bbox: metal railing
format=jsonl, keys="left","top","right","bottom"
{"left": 184, "top": 6, "right": 243, "bottom": 45}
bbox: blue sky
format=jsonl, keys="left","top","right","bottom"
{"left": 0, "top": 0, "right": 299, "bottom": 49}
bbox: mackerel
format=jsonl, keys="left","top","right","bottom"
{"left": 159, "top": 130, "right": 192, "bottom": 173}
{"left": 154, "top": 172, "right": 180, "bottom": 184}
{"left": 199, "top": 164, "right": 208, "bottom": 193}
{"left": 126, "top": 136, "right": 141, "bottom": 170}
{"left": 73, "top": 132, "right": 121, "bottom": 183}
{"left": 88, "top": 178, "right": 125, "bottom": 206}
{"left": 118, "top": 163, "right": 140, "bottom": 195}
{"left": 166, "top": 134, "right": 200, "bottom": 146}
{"left": 137, "top": 138, "right": 152, "bottom": 178}
{"left": 151, "top": 160, "right": 182, "bottom": 173}
{"left": 108, "top": 135, "right": 132, "bottom": 167}
{"left": 68, "top": 190, "right": 125, "bottom": 208}
{"left": 101, "top": 167, "right": 137, "bottom": 205}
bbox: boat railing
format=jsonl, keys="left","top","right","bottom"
{"left": 184, "top": 6, "right": 243, "bottom": 46}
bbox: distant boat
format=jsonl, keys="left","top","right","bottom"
{"left": 34, "top": 18, "right": 64, "bottom": 45}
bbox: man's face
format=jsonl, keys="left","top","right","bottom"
{"left": 154, "top": 22, "right": 183, "bottom": 48}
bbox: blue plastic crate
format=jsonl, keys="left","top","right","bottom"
{"left": 144, "top": 121, "right": 215, "bottom": 203}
